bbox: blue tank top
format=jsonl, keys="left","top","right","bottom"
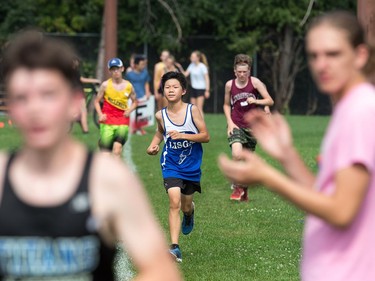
{"left": 160, "top": 104, "right": 203, "bottom": 182}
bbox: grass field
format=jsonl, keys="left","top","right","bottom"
{"left": 0, "top": 114, "right": 329, "bottom": 281}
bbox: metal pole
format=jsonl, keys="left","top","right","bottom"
{"left": 104, "top": 0, "right": 118, "bottom": 79}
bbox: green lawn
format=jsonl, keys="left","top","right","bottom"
{"left": 0, "top": 114, "right": 329, "bottom": 281}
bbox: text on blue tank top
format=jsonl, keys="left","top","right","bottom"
{"left": 160, "top": 104, "right": 203, "bottom": 181}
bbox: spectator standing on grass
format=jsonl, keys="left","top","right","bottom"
{"left": 125, "top": 54, "right": 151, "bottom": 135}
{"left": 72, "top": 58, "right": 101, "bottom": 134}
{"left": 0, "top": 30, "right": 181, "bottom": 281}
{"left": 219, "top": 11, "right": 375, "bottom": 281}
{"left": 223, "top": 54, "right": 273, "bottom": 202}
{"left": 182, "top": 50, "right": 210, "bottom": 116}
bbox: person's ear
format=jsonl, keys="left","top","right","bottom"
{"left": 355, "top": 44, "right": 369, "bottom": 70}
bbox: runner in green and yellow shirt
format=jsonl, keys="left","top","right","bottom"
{"left": 94, "top": 58, "right": 137, "bottom": 157}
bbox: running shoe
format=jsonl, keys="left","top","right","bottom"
{"left": 241, "top": 187, "right": 249, "bottom": 202}
{"left": 182, "top": 202, "right": 195, "bottom": 235}
{"left": 230, "top": 186, "right": 244, "bottom": 201}
{"left": 169, "top": 245, "right": 182, "bottom": 263}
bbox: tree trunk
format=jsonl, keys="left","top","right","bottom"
{"left": 96, "top": 12, "right": 105, "bottom": 82}
{"left": 271, "top": 25, "right": 303, "bottom": 113}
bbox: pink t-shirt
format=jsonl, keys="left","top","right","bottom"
{"left": 302, "top": 83, "right": 375, "bottom": 281}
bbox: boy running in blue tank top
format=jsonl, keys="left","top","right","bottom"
{"left": 147, "top": 72, "right": 210, "bottom": 262}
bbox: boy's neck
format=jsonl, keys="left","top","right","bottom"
{"left": 112, "top": 77, "right": 123, "bottom": 84}
{"left": 21, "top": 137, "right": 80, "bottom": 173}
{"left": 235, "top": 77, "right": 249, "bottom": 87}
{"left": 167, "top": 100, "right": 184, "bottom": 112}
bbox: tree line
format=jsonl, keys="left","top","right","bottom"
{"left": 0, "top": 0, "right": 356, "bottom": 113}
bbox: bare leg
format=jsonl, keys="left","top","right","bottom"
{"left": 80, "top": 100, "right": 89, "bottom": 133}
{"left": 230, "top": 142, "right": 246, "bottom": 200}
{"left": 112, "top": 142, "right": 123, "bottom": 158}
{"left": 196, "top": 96, "right": 205, "bottom": 117}
{"left": 168, "top": 187, "right": 182, "bottom": 245}
{"left": 181, "top": 194, "right": 194, "bottom": 215}
{"left": 231, "top": 142, "right": 244, "bottom": 161}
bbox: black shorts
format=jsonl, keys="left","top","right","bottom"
{"left": 190, "top": 88, "right": 205, "bottom": 98}
{"left": 163, "top": 178, "right": 201, "bottom": 195}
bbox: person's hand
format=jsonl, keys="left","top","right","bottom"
{"left": 247, "top": 97, "right": 257, "bottom": 105}
{"left": 245, "top": 110, "right": 293, "bottom": 162}
{"left": 218, "top": 150, "right": 271, "bottom": 185}
{"left": 227, "top": 122, "right": 239, "bottom": 137}
{"left": 168, "top": 130, "right": 183, "bottom": 140}
{"left": 124, "top": 109, "right": 131, "bottom": 117}
{"left": 99, "top": 113, "right": 107, "bottom": 122}
{"left": 205, "top": 90, "right": 210, "bottom": 99}
{"left": 146, "top": 92, "right": 151, "bottom": 100}
{"left": 147, "top": 144, "right": 159, "bottom": 155}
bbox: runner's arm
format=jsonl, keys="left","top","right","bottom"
{"left": 147, "top": 112, "right": 164, "bottom": 155}
{"left": 94, "top": 82, "right": 106, "bottom": 118}
{"left": 223, "top": 81, "right": 238, "bottom": 135}
{"left": 145, "top": 82, "right": 151, "bottom": 99}
{"left": 250, "top": 77, "right": 274, "bottom": 106}
{"left": 153, "top": 65, "right": 162, "bottom": 96}
{"left": 169, "top": 105, "right": 210, "bottom": 143}
{"left": 124, "top": 87, "right": 138, "bottom": 117}
{"left": 174, "top": 62, "right": 185, "bottom": 73}
{"left": 94, "top": 156, "right": 182, "bottom": 281}
{"left": 204, "top": 73, "right": 210, "bottom": 99}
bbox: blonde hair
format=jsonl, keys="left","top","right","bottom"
{"left": 193, "top": 50, "right": 209, "bottom": 69}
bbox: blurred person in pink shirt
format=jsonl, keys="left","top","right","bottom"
{"left": 219, "top": 11, "right": 375, "bottom": 281}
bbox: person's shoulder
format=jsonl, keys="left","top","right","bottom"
{"left": 0, "top": 152, "right": 7, "bottom": 167}
{"left": 349, "top": 84, "right": 375, "bottom": 112}
{"left": 0, "top": 152, "right": 8, "bottom": 186}
{"left": 101, "top": 79, "right": 109, "bottom": 88}
{"left": 190, "top": 103, "right": 200, "bottom": 115}
{"left": 225, "top": 79, "right": 233, "bottom": 89}
{"left": 141, "top": 69, "right": 149, "bottom": 77}
{"left": 89, "top": 153, "right": 143, "bottom": 211}
{"left": 91, "top": 153, "right": 130, "bottom": 184}
{"left": 155, "top": 62, "right": 164, "bottom": 69}
{"left": 125, "top": 70, "right": 133, "bottom": 77}
{"left": 123, "top": 79, "right": 133, "bottom": 88}
{"left": 155, "top": 109, "right": 163, "bottom": 120}
{"left": 250, "top": 76, "right": 261, "bottom": 84}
